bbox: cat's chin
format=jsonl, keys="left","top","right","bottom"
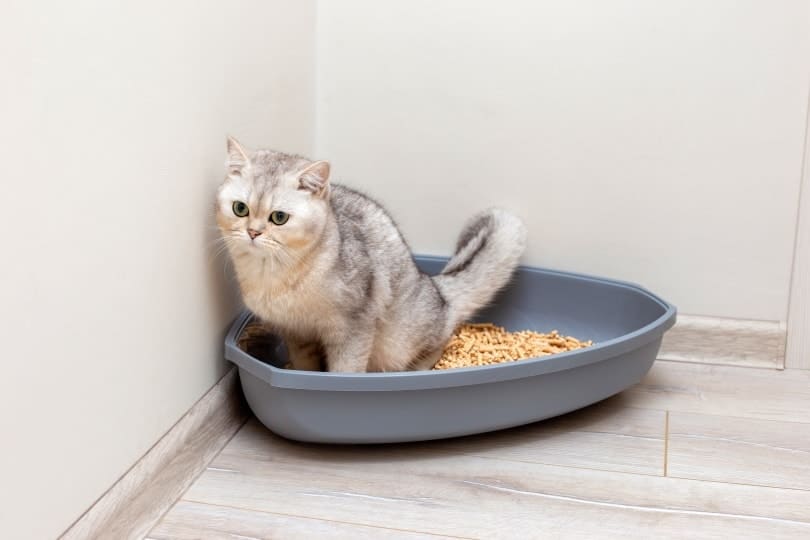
{"left": 246, "top": 243, "right": 269, "bottom": 254}
{"left": 231, "top": 241, "right": 266, "bottom": 257}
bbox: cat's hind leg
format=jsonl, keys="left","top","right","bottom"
{"left": 324, "top": 332, "right": 373, "bottom": 372}
{"left": 287, "top": 338, "right": 324, "bottom": 371}
{"left": 369, "top": 318, "right": 447, "bottom": 372}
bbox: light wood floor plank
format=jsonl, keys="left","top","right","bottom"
{"left": 162, "top": 420, "right": 810, "bottom": 539}
{"left": 430, "top": 400, "right": 665, "bottom": 475}
{"left": 614, "top": 360, "right": 810, "bottom": 423}
{"left": 149, "top": 500, "right": 456, "bottom": 540}
{"left": 667, "top": 411, "right": 810, "bottom": 490}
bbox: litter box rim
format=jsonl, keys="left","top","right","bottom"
{"left": 224, "top": 256, "right": 676, "bottom": 392}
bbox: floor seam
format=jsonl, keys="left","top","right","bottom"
{"left": 178, "top": 498, "right": 476, "bottom": 539}
{"left": 664, "top": 411, "right": 670, "bottom": 477}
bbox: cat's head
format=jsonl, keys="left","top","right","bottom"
{"left": 216, "top": 137, "right": 331, "bottom": 262}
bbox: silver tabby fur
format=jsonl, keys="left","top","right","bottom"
{"left": 216, "top": 137, "right": 527, "bottom": 372}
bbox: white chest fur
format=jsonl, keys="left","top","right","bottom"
{"left": 234, "top": 253, "right": 337, "bottom": 338}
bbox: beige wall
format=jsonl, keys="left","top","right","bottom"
{"left": 0, "top": 1, "right": 314, "bottom": 538}
{"left": 316, "top": 0, "right": 810, "bottom": 321}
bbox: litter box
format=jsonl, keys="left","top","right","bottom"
{"left": 224, "top": 256, "right": 677, "bottom": 444}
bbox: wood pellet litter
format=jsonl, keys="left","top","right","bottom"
{"left": 432, "top": 323, "right": 593, "bottom": 370}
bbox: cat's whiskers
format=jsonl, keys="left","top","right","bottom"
{"left": 206, "top": 234, "right": 243, "bottom": 282}
{"left": 272, "top": 243, "right": 337, "bottom": 308}
{"left": 207, "top": 238, "right": 230, "bottom": 263}
{"left": 270, "top": 240, "right": 306, "bottom": 271}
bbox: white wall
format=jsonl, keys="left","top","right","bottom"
{"left": 0, "top": 1, "right": 314, "bottom": 538}
{"left": 316, "top": 0, "right": 810, "bottom": 321}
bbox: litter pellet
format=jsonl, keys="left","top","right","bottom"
{"left": 433, "top": 323, "right": 593, "bottom": 370}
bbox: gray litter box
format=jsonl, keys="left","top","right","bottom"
{"left": 225, "top": 256, "right": 676, "bottom": 444}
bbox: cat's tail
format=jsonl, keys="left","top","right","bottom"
{"left": 433, "top": 208, "right": 527, "bottom": 330}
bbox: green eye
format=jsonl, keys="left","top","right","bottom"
{"left": 269, "top": 210, "right": 290, "bottom": 225}
{"left": 232, "top": 201, "right": 249, "bottom": 217}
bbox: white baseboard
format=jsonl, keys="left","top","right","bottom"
{"left": 59, "top": 367, "right": 248, "bottom": 540}
{"left": 659, "top": 314, "right": 786, "bottom": 369}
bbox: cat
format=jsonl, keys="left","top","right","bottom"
{"left": 216, "top": 136, "right": 527, "bottom": 372}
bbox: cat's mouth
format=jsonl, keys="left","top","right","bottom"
{"left": 245, "top": 239, "right": 277, "bottom": 256}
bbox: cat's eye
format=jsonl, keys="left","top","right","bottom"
{"left": 232, "top": 201, "right": 249, "bottom": 217}
{"left": 269, "top": 210, "right": 290, "bottom": 225}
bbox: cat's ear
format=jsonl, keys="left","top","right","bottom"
{"left": 226, "top": 136, "right": 250, "bottom": 175}
{"left": 298, "top": 160, "right": 331, "bottom": 197}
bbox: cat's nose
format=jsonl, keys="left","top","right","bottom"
{"left": 248, "top": 229, "right": 262, "bottom": 240}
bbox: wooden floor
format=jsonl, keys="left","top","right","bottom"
{"left": 149, "top": 361, "right": 810, "bottom": 539}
